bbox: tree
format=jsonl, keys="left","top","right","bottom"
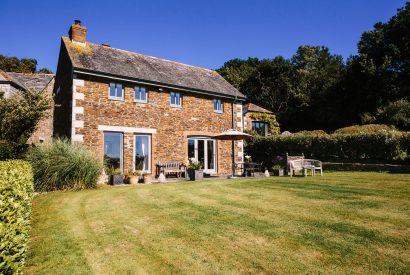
{"left": 217, "top": 58, "right": 260, "bottom": 90}
{"left": 376, "top": 99, "right": 410, "bottom": 131}
{"left": 342, "top": 3, "right": 410, "bottom": 127}
{"left": 290, "top": 46, "right": 345, "bottom": 130}
{"left": 0, "top": 89, "right": 51, "bottom": 145}
{"left": 0, "top": 54, "right": 52, "bottom": 73}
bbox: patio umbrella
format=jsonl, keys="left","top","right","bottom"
{"left": 213, "top": 129, "right": 252, "bottom": 178}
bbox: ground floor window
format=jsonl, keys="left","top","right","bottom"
{"left": 252, "top": 121, "right": 267, "bottom": 136}
{"left": 104, "top": 132, "right": 123, "bottom": 173}
{"left": 188, "top": 137, "right": 216, "bottom": 173}
{"left": 135, "top": 135, "right": 151, "bottom": 172}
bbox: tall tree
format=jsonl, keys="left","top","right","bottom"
{"left": 0, "top": 54, "right": 52, "bottom": 73}
{"left": 342, "top": 3, "right": 410, "bottom": 128}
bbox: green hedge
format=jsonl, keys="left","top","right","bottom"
{"left": 0, "top": 160, "right": 33, "bottom": 274}
{"left": 246, "top": 131, "right": 410, "bottom": 166}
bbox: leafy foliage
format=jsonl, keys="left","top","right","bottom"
{"left": 246, "top": 131, "right": 410, "bottom": 166}
{"left": 0, "top": 54, "right": 52, "bottom": 73}
{"left": 0, "top": 160, "right": 33, "bottom": 274}
{"left": 0, "top": 89, "right": 51, "bottom": 146}
{"left": 333, "top": 124, "right": 395, "bottom": 134}
{"left": 249, "top": 112, "right": 280, "bottom": 135}
{"left": 376, "top": 100, "right": 410, "bottom": 131}
{"left": 217, "top": 3, "right": 410, "bottom": 132}
{"left": 26, "top": 139, "right": 102, "bottom": 191}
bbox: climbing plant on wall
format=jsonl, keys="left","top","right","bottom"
{"left": 249, "top": 113, "right": 280, "bottom": 135}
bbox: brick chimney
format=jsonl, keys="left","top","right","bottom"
{"left": 69, "top": 20, "right": 87, "bottom": 45}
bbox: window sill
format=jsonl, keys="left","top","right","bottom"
{"left": 170, "top": 104, "right": 182, "bottom": 108}
{"left": 109, "top": 97, "right": 124, "bottom": 102}
{"left": 214, "top": 110, "right": 223, "bottom": 114}
{"left": 134, "top": 100, "right": 148, "bottom": 104}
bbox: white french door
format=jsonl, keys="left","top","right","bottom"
{"left": 188, "top": 138, "right": 217, "bottom": 173}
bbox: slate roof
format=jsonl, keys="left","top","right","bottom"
{"left": 7, "top": 73, "right": 54, "bottom": 92}
{"left": 0, "top": 69, "right": 28, "bottom": 90}
{"left": 243, "top": 103, "right": 273, "bottom": 114}
{"left": 62, "top": 37, "right": 245, "bottom": 99}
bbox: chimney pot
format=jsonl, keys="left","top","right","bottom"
{"left": 69, "top": 20, "right": 87, "bottom": 44}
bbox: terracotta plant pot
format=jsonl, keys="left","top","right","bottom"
{"left": 143, "top": 174, "right": 152, "bottom": 184}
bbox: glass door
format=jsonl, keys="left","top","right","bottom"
{"left": 187, "top": 137, "right": 216, "bottom": 173}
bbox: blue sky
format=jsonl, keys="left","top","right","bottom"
{"left": 0, "top": 0, "right": 407, "bottom": 72}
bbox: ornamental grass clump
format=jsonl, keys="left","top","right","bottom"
{"left": 26, "top": 138, "right": 102, "bottom": 191}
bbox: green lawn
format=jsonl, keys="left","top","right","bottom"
{"left": 26, "top": 172, "right": 410, "bottom": 274}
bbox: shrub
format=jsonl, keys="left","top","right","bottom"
{"left": 333, "top": 124, "right": 394, "bottom": 134}
{"left": 0, "top": 160, "right": 33, "bottom": 274}
{"left": 0, "top": 140, "right": 15, "bottom": 160}
{"left": 246, "top": 131, "right": 410, "bottom": 165}
{"left": 26, "top": 139, "right": 102, "bottom": 191}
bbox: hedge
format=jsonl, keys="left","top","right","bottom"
{"left": 0, "top": 160, "right": 33, "bottom": 274}
{"left": 246, "top": 131, "right": 410, "bottom": 167}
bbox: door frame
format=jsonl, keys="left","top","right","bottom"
{"left": 188, "top": 137, "right": 217, "bottom": 174}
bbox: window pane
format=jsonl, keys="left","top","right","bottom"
{"left": 135, "top": 135, "right": 150, "bottom": 171}
{"left": 134, "top": 86, "right": 140, "bottom": 100}
{"left": 141, "top": 87, "right": 146, "bottom": 100}
{"left": 104, "top": 132, "right": 122, "bottom": 173}
{"left": 170, "top": 92, "right": 175, "bottom": 105}
{"left": 188, "top": 139, "right": 195, "bottom": 159}
{"left": 109, "top": 83, "right": 116, "bottom": 97}
{"left": 116, "top": 83, "right": 123, "bottom": 98}
{"left": 207, "top": 140, "right": 214, "bottom": 170}
{"left": 176, "top": 93, "right": 180, "bottom": 105}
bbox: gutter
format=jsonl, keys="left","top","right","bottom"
{"left": 72, "top": 68, "right": 246, "bottom": 101}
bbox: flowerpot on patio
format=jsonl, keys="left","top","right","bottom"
{"left": 143, "top": 174, "right": 152, "bottom": 184}
{"left": 272, "top": 169, "right": 284, "bottom": 176}
{"left": 127, "top": 175, "right": 139, "bottom": 185}
{"left": 110, "top": 175, "right": 124, "bottom": 185}
{"left": 186, "top": 169, "right": 204, "bottom": 181}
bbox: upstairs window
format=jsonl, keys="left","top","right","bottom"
{"left": 214, "top": 98, "right": 223, "bottom": 113}
{"left": 170, "top": 92, "right": 182, "bottom": 107}
{"left": 252, "top": 121, "right": 267, "bottom": 136}
{"left": 134, "top": 86, "right": 148, "bottom": 103}
{"left": 109, "top": 82, "right": 123, "bottom": 100}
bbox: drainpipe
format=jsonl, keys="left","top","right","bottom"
{"left": 231, "top": 95, "right": 238, "bottom": 177}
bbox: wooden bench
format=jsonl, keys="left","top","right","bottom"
{"left": 156, "top": 160, "right": 186, "bottom": 178}
{"left": 288, "top": 159, "right": 323, "bottom": 177}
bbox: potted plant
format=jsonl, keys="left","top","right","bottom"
{"left": 108, "top": 166, "right": 124, "bottom": 185}
{"left": 127, "top": 170, "right": 141, "bottom": 185}
{"left": 143, "top": 172, "right": 152, "bottom": 184}
{"left": 272, "top": 165, "right": 284, "bottom": 176}
{"left": 186, "top": 158, "right": 203, "bottom": 181}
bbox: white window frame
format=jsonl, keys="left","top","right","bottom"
{"left": 108, "top": 82, "right": 124, "bottom": 101}
{"left": 134, "top": 134, "right": 152, "bottom": 173}
{"left": 252, "top": 121, "right": 268, "bottom": 136}
{"left": 187, "top": 137, "right": 217, "bottom": 174}
{"left": 213, "top": 98, "right": 223, "bottom": 113}
{"left": 170, "top": 91, "right": 182, "bottom": 108}
{"left": 103, "top": 131, "right": 124, "bottom": 173}
{"left": 134, "top": 85, "right": 148, "bottom": 103}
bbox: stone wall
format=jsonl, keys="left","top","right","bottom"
{"left": 71, "top": 75, "right": 244, "bottom": 176}
{"left": 53, "top": 41, "right": 74, "bottom": 139}
{"left": 27, "top": 78, "right": 55, "bottom": 144}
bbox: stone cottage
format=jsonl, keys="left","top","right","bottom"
{"left": 0, "top": 69, "right": 54, "bottom": 144}
{"left": 53, "top": 21, "right": 250, "bottom": 177}
{"left": 243, "top": 103, "right": 274, "bottom": 136}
